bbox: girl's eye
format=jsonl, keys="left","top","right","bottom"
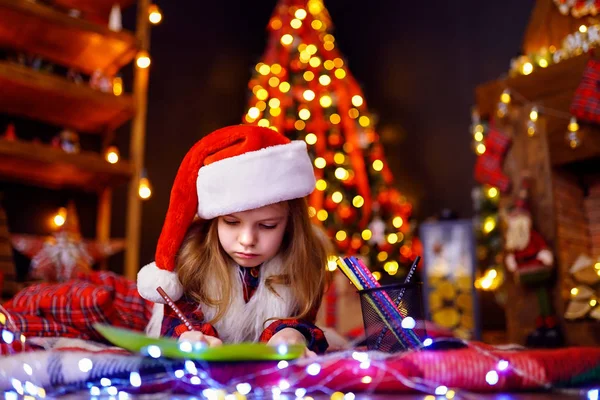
{"left": 223, "top": 219, "right": 239, "bottom": 225}
{"left": 260, "top": 224, "right": 277, "bottom": 230}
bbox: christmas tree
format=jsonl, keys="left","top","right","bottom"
{"left": 470, "top": 111, "right": 504, "bottom": 293}
{"left": 243, "top": 0, "right": 417, "bottom": 280}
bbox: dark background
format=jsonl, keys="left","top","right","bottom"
{"left": 1, "top": 0, "right": 535, "bottom": 273}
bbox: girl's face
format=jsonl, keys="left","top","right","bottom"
{"left": 217, "top": 202, "right": 288, "bottom": 267}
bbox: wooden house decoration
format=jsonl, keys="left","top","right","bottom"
{"left": 475, "top": 0, "right": 600, "bottom": 346}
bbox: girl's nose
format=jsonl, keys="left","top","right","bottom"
{"left": 238, "top": 228, "right": 257, "bottom": 247}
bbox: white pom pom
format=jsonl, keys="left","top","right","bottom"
{"left": 137, "top": 262, "right": 184, "bottom": 303}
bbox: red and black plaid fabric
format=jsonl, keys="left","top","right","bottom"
{"left": 161, "top": 296, "right": 220, "bottom": 338}
{"left": 571, "top": 59, "right": 600, "bottom": 123}
{"left": 80, "top": 271, "right": 153, "bottom": 331}
{"left": 1, "top": 271, "right": 153, "bottom": 344}
{"left": 259, "top": 318, "right": 329, "bottom": 354}
{"left": 3, "top": 282, "right": 113, "bottom": 341}
{"left": 474, "top": 127, "right": 512, "bottom": 192}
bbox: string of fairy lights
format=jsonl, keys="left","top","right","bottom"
{"left": 44, "top": 3, "right": 163, "bottom": 228}
{"left": 100, "top": 3, "right": 162, "bottom": 201}
{"left": 509, "top": 22, "right": 600, "bottom": 77}
{"left": 2, "top": 304, "right": 596, "bottom": 399}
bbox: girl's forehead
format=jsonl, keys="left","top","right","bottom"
{"left": 227, "top": 202, "right": 288, "bottom": 219}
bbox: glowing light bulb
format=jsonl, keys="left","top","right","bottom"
{"left": 497, "top": 359, "right": 509, "bottom": 371}
{"left": 112, "top": 76, "right": 123, "bottom": 96}
{"left": 335, "top": 167, "right": 349, "bottom": 180}
{"left": 270, "top": 18, "right": 282, "bottom": 30}
{"left": 522, "top": 62, "right": 533, "bottom": 75}
{"left": 314, "top": 157, "right": 326, "bottom": 169}
{"left": 105, "top": 146, "right": 119, "bottom": 164}
{"left": 319, "top": 75, "right": 331, "bottom": 85}
{"left": 529, "top": 107, "right": 539, "bottom": 122}
{"left": 305, "top": 133, "right": 317, "bottom": 145}
{"left": 309, "top": 57, "right": 321, "bottom": 68}
{"left": 53, "top": 207, "right": 67, "bottom": 227}
{"left": 568, "top": 117, "right": 579, "bottom": 132}
{"left": 139, "top": 177, "right": 152, "bottom": 200}
{"left": 393, "top": 216, "right": 403, "bottom": 228}
{"left": 258, "top": 64, "right": 271, "bottom": 75}
{"left": 299, "top": 109, "right": 311, "bottom": 120}
{"left": 279, "top": 81, "right": 291, "bottom": 93}
{"left": 486, "top": 370, "right": 499, "bottom": 385}
{"left": 303, "top": 90, "right": 316, "bottom": 101}
{"left": 372, "top": 159, "right": 384, "bottom": 171}
{"left": 136, "top": 51, "right": 151, "bottom": 68}
{"left": 290, "top": 18, "right": 302, "bottom": 29}
{"left": 320, "top": 95, "right": 333, "bottom": 107}
{"left": 295, "top": 8, "right": 307, "bottom": 19}
{"left": 317, "top": 209, "right": 328, "bottom": 221}
{"left": 352, "top": 95, "right": 364, "bottom": 107}
{"left": 315, "top": 179, "right": 327, "bottom": 191}
{"left": 331, "top": 191, "right": 343, "bottom": 203}
{"left": 148, "top": 4, "right": 162, "bottom": 24}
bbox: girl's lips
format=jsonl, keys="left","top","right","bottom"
{"left": 236, "top": 252, "right": 258, "bottom": 259}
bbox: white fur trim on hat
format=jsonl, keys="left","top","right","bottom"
{"left": 196, "top": 140, "right": 315, "bottom": 219}
{"left": 137, "top": 261, "right": 184, "bottom": 303}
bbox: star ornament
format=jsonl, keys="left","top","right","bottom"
{"left": 11, "top": 202, "right": 124, "bottom": 281}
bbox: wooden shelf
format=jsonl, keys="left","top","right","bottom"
{"left": 475, "top": 54, "right": 590, "bottom": 118}
{"left": 0, "top": 0, "right": 138, "bottom": 76}
{"left": 0, "top": 139, "right": 132, "bottom": 191}
{"left": 52, "top": 0, "right": 136, "bottom": 22}
{"left": 0, "top": 61, "right": 135, "bottom": 134}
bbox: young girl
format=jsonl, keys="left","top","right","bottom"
{"left": 137, "top": 124, "right": 331, "bottom": 356}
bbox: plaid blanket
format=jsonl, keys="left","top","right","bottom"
{"left": 0, "top": 271, "right": 153, "bottom": 354}
{"left": 1, "top": 272, "right": 598, "bottom": 396}
{"left": 1, "top": 339, "right": 598, "bottom": 397}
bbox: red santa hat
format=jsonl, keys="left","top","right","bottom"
{"left": 137, "top": 124, "right": 316, "bottom": 303}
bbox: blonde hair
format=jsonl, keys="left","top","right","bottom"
{"left": 177, "top": 197, "right": 331, "bottom": 324}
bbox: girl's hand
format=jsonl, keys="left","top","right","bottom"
{"left": 267, "top": 328, "right": 317, "bottom": 358}
{"left": 178, "top": 330, "right": 223, "bottom": 347}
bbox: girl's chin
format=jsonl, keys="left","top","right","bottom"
{"left": 234, "top": 258, "right": 264, "bottom": 268}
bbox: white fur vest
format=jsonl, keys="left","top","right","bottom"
{"left": 145, "top": 255, "right": 297, "bottom": 343}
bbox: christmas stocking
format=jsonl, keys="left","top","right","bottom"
{"left": 571, "top": 59, "right": 600, "bottom": 124}
{"left": 474, "top": 127, "right": 512, "bottom": 192}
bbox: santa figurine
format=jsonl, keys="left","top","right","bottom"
{"left": 503, "top": 181, "right": 563, "bottom": 348}
{"left": 504, "top": 200, "right": 553, "bottom": 284}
